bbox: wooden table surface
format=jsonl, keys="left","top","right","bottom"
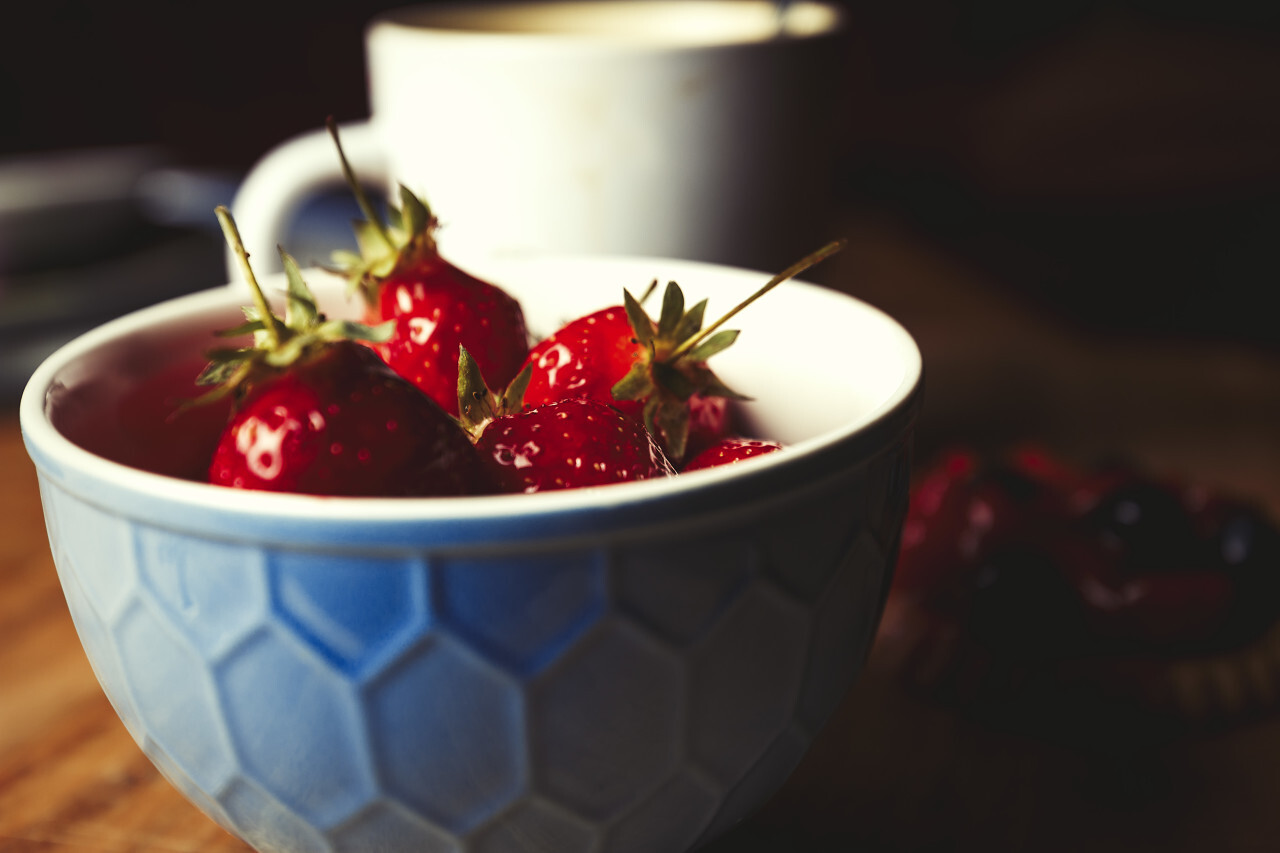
{"left": 4, "top": 212, "right": 1280, "bottom": 852}
{"left": 0, "top": 410, "right": 249, "bottom": 852}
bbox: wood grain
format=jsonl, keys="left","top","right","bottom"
{"left": 0, "top": 412, "right": 250, "bottom": 852}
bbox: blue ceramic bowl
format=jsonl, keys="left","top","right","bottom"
{"left": 20, "top": 254, "right": 921, "bottom": 853}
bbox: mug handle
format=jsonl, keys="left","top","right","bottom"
{"left": 226, "top": 120, "right": 386, "bottom": 279}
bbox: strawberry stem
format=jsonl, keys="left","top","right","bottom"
{"left": 326, "top": 115, "right": 396, "bottom": 255}
{"left": 216, "top": 205, "right": 284, "bottom": 349}
{"left": 669, "top": 238, "right": 846, "bottom": 363}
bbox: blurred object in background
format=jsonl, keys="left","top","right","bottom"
{"left": 0, "top": 148, "right": 230, "bottom": 400}
{"left": 835, "top": 0, "right": 1280, "bottom": 346}
{"left": 0, "top": 0, "right": 394, "bottom": 401}
{"left": 1, "top": 0, "right": 395, "bottom": 171}
{"left": 0, "top": 147, "right": 361, "bottom": 402}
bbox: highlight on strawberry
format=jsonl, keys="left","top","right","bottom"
{"left": 196, "top": 206, "right": 492, "bottom": 497}
{"left": 519, "top": 239, "right": 846, "bottom": 464}
{"left": 325, "top": 117, "right": 529, "bottom": 417}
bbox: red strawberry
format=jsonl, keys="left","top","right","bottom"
{"left": 519, "top": 292, "right": 734, "bottom": 466}
{"left": 518, "top": 308, "right": 731, "bottom": 460}
{"left": 523, "top": 302, "right": 644, "bottom": 421}
{"left": 199, "top": 207, "right": 490, "bottom": 497}
{"left": 520, "top": 240, "right": 844, "bottom": 464}
{"left": 895, "top": 446, "right": 1263, "bottom": 654}
{"left": 475, "top": 398, "right": 677, "bottom": 494}
{"left": 1051, "top": 530, "right": 1236, "bottom": 649}
{"left": 327, "top": 118, "right": 529, "bottom": 416}
{"left": 682, "top": 437, "right": 784, "bottom": 472}
{"left": 894, "top": 448, "right": 988, "bottom": 595}
{"left": 455, "top": 348, "right": 675, "bottom": 494}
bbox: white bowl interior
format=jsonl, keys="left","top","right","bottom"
{"left": 25, "top": 253, "right": 921, "bottom": 518}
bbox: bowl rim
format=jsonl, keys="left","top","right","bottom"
{"left": 20, "top": 254, "right": 922, "bottom": 545}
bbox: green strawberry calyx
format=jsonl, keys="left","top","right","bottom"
{"left": 190, "top": 206, "right": 392, "bottom": 407}
{"left": 454, "top": 346, "right": 532, "bottom": 441}
{"left": 324, "top": 116, "right": 438, "bottom": 308}
{"left": 611, "top": 238, "right": 847, "bottom": 461}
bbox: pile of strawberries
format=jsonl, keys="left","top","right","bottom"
{"left": 894, "top": 445, "right": 1280, "bottom": 658}
{"left": 194, "top": 122, "right": 826, "bottom": 498}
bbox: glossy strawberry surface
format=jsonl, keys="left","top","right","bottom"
{"left": 519, "top": 303, "right": 733, "bottom": 464}
{"left": 209, "top": 341, "right": 488, "bottom": 497}
{"left": 325, "top": 121, "right": 529, "bottom": 418}
{"left": 521, "top": 305, "right": 647, "bottom": 420}
{"left": 682, "top": 437, "right": 784, "bottom": 472}
{"left": 474, "top": 396, "right": 677, "bottom": 494}
{"left": 370, "top": 258, "right": 528, "bottom": 418}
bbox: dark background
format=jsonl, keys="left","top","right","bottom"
{"left": 4, "top": 0, "right": 1280, "bottom": 345}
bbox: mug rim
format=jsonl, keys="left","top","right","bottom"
{"left": 368, "top": 0, "right": 847, "bottom": 48}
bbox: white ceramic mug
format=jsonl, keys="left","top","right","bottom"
{"left": 230, "top": 0, "right": 848, "bottom": 276}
